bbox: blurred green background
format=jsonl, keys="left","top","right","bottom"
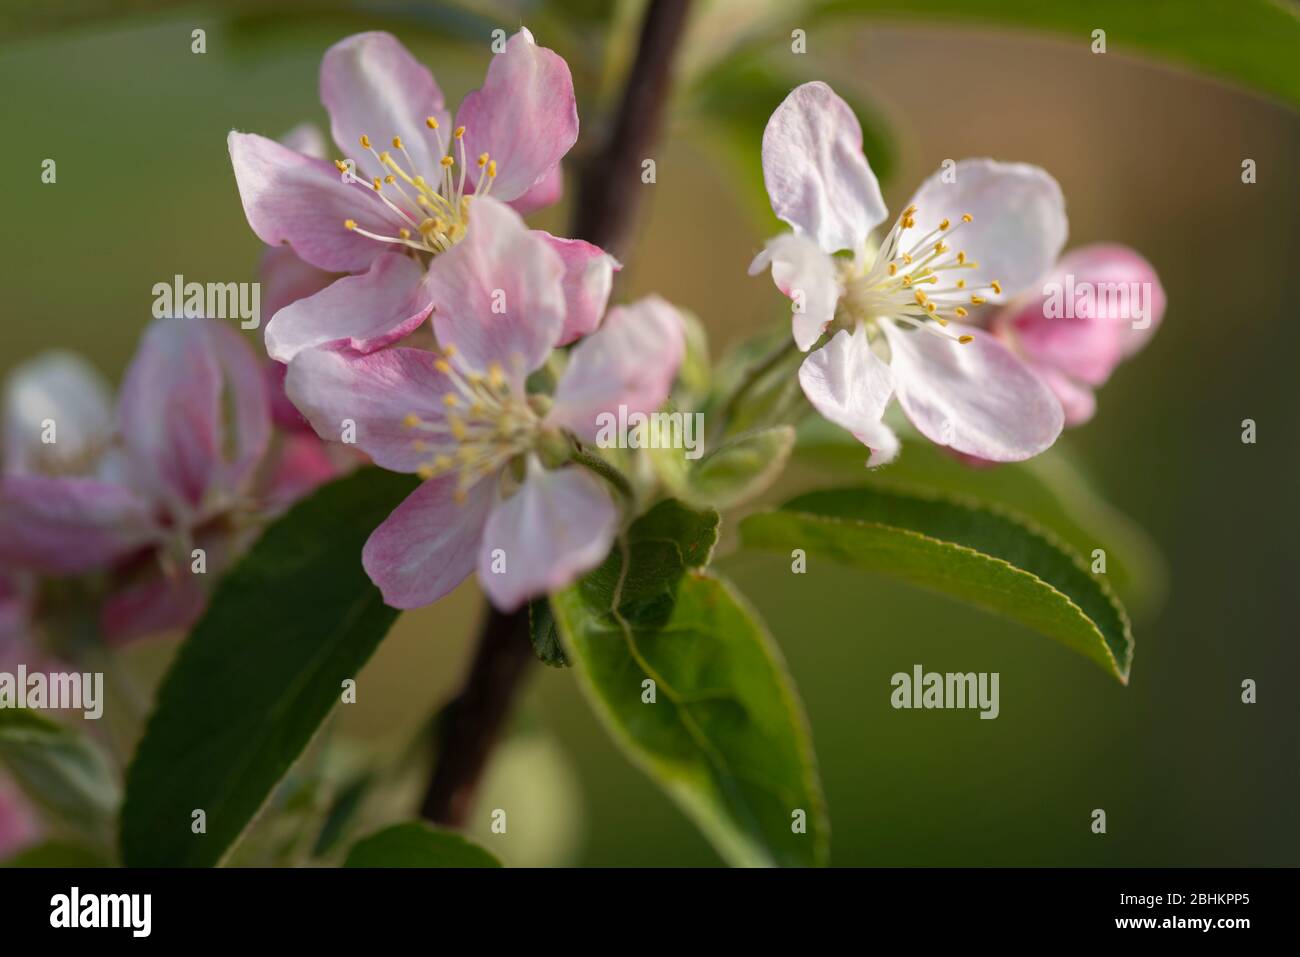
{"left": 2, "top": 0, "right": 1297, "bottom": 865}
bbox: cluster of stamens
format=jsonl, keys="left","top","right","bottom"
{"left": 839, "top": 206, "right": 1002, "bottom": 344}
{"left": 401, "top": 346, "right": 541, "bottom": 502}
{"left": 340, "top": 118, "right": 498, "bottom": 256}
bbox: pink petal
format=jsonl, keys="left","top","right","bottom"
{"left": 285, "top": 346, "right": 454, "bottom": 473}
{"left": 0, "top": 772, "right": 42, "bottom": 859}
{"left": 457, "top": 28, "right": 578, "bottom": 203}
{"left": 993, "top": 244, "right": 1166, "bottom": 386}
{"left": 362, "top": 474, "right": 494, "bottom": 609}
{"left": 797, "top": 326, "right": 899, "bottom": 466}
{"left": 229, "top": 131, "right": 403, "bottom": 273}
{"left": 259, "top": 244, "right": 338, "bottom": 319}
{"left": 880, "top": 321, "right": 1063, "bottom": 462}
{"left": 280, "top": 122, "right": 328, "bottom": 160}
{"left": 265, "top": 252, "right": 432, "bottom": 363}
{"left": 478, "top": 462, "right": 617, "bottom": 611}
{"left": 0, "top": 476, "right": 158, "bottom": 573}
{"left": 427, "top": 197, "right": 565, "bottom": 386}
{"left": 258, "top": 431, "right": 342, "bottom": 511}
{"left": 748, "top": 232, "right": 841, "bottom": 351}
{"left": 534, "top": 232, "right": 620, "bottom": 345}
{"left": 548, "top": 295, "right": 685, "bottom": 443}
{"left": 320, "top": 31, "right": 450, "bottom": 183}
{"left": 2, "top": 351, "right": 112, "bottom": 476}
{"left": 118, "top": 319, "right": 271, "bottom": 514}
{"left": 1031, "top": 363, "right": 1098, "bottom": 428}
{"left": 101, "top": 570, "right": 208, "bottom": 645}
{"left": 762, "top": 81, "right": 887, "bottom": 254}
{"left": 508, "top": 163, "right": 564, "bottom": 215}
{"left": 902, "top": 158, "right": 1067, "bottom": 301}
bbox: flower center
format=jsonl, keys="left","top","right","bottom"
{"left": 339, "top": 119, "right": 499, "bottom": 256}
{"left": 840, "top": 206, "right": 1002, "bottom": 345}
{"left": 402, "top": 346, "right": 541, "bottom": 501}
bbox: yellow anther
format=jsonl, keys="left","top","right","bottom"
{"left": 955, "top": 306, "right": 969, "bottom": 318}
{"left": 934, "top": 242, "right": 947, "bottom": 254}
{"left": 902, "top": 254, "right": 913, "bottom": 264}
{"left": 443, "top": 344, "right": 458, "bottom": 358}
{"left": 956, "top": 251, "right": 967, "bottom": 265}
{"left": 434, "top": 359, "right": 452, "bottom": 374}
{"left": 936, "top": 318, "right": 950, "bottom": 326}
{"left": 343, "top": 219, "right": 357, "bottom": 230}
{"left": 914, "top": 290, "right": 928, "bottom": 306}
{"left": 971, "top": 295, "right": 986, "bottom": 305}
{"left": 961, "top": 213, "right": 973, "bottom": 223}
{"left": 417, "top": 465, "right": 435, "bottom": 480}
{"left": 433, "top": 454, "right": 452, "bottom": 470}
{"left": 901, "top": 274, "right": 912, "bottom": 286}
{"left": 426, "top": 116, "right": 440, "bottom": 129}
{"left": 477, "top": 152, "right": 489, "bottom": 168}
{"left": 939, "top": 218, "right": 950, "bottom": 230}
{"left": 402, "top": 413, "right": 421, "bottom": 428}
{"left": 888, "top": 262, "right": 898, "bottom": 277}
{"left": 449, "top": 416, "right": 467, "bottom": 441}
{"left": 956, "top": 279, "right": 966, "bottom": 289}
{"left": 392, "top": 136, "right": 403, "bottom": 149}
{"left": 990, "top": 280, "right": 1002, "bottom": 294}
{"left": 359, "top": 134, "right": 371, "bottom": 149}
{"left": 443, "top": 393, "right": 461, "bottom": 407}
{"left": 486, "top": 160, "right": 497, "bottom": 178}
{"left": 399, "top": 227, "right": 411, "bottom": 240}
{"left": 334, "top": 159, "right": 348, "bottom": 172}
{"left": 903, "top": 205, "right": 918, "bottom": 217}
{"left": 418, "top": 218, "right": 438, "bottom": 235}
{"left": 441, "top": 155, "right": 454, "bottom": 168}
{"left": 385, "top": 174, "right": 396, "bottom": 184}
{"left": 372, "top": 177, "right": 383, "bottom": 190}
{"left": 925, "top": 302, "right": 937, "bottom": 313}
{"left": 958, "top": 335, "right": 974, "bottom": 343}
{"left": 454, "top": 126, "right": 466, "bottom": 139}
{"left": 487, "top": 362, "right": 506, "bottom": 388}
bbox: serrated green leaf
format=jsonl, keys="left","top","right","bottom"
{"left": 343, "top": 821, "right": 502, "bottom": 868}
{"left": 740, "top": 485, "right": 1134, "bottom": 682}
{"left": 120, "top": 467, "right": 419, "bottom": 867}
{"left": 551, "top": 501, "right": 827, "bottom": 867}
{"left": 0, "top": 708, "right": 118, "bottom": 846}
{"left": 814, "top": 0, "right": 1300, "bottom": 108}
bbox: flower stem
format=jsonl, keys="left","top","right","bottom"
{"left": 570, "top": 446, "right": 635, "bottom": 500}
{"left": 420, "top": 0, "right": 694, "bottom": 829}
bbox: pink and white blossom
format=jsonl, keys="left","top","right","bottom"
{"left": 286, "top": 198, "right": 684, "bottom": 611}
{"left": 750, "top": 81, "right": 1067, "bottom": 465}
{"left": 229, "top": 29, "right": 618, "bottom": 363}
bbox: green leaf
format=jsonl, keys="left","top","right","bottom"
{"left": 343, "top": 822, "right": 502, "bottom": 868}
{"left": 2, "top": 840, "right": 112, "bottom": 868}
{"left": 814, "top": 0, "right": 1300, "bottom": 108}
{"left": 120, "top": 467, "right": 419, "bottom": 867}
{"left": 528, "top": 599, "right": 569, "bottom": 668}
{"left": 794, "top": 419, "right": 1167, "bottom": 616}
{"left": 0, "top": 708, "right": 118, "bottom": 846}
{"left": 551, "top": 502, "right": 827, "bottom": 867}
{"left": 686, "top": 426, "right": 795, "bottom": 509}
{"left": 740, "top": 485, "right": 1134, "bottom": 682}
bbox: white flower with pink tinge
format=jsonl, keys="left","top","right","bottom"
{"left": 229, "top": 29, "right": 617, "bottom": 366}
{"left": 285, "top": 198, "right": 685, "bottom": 613}
{"left": 749, "top": 81, "right": 1067, "bottom": 465}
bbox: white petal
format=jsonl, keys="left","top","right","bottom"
{"left": 477, "top": 463, "right": 617, "bottom": 611}
{"left": 3, "top": 352, "right": 112, "bottom": 476}
{"left": 798, "top": 327, "right": 898, "bottom": 466}
{"left": 748, "top": 233, "right": 841, "bottom": 351}
{"left": 902, "top": 158, "right": 1067, "bottom": 300}
{"left": 762, "top": 81, "right": 887, "bottom": 253}
{"left": 880, "top": 320, "right": 1062, "bottom": 462}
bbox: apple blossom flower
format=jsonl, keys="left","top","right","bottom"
{"left": 989, "top": 244, "right": 1166, "bottom": 426}
{"left": 0, "top": 319, "right": 334, "bottom": 644}
{"left": 285, "top": 197, "right": 684, "bottom": 611}
{"left": 749, "top": 81, "right": 1066, "bottom": 465}
{"left": 228, "top": 29, "right": 618, "bottom": 366}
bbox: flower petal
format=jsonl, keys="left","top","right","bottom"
{"left": 508, "top": 163, "right": 564, "bottom": 215}
{"left": 902, "top": 158, "right": 1067, "bottom": 300}
{"left": 993, "top": 243, "right": 1166, "bottom": 385}
{"left": 797, "top": 326, "right": 898, "bottom": 466}
{"left": 457, "top": 28, "right": 578, "bottom": 203}
{"left": 548, "top": 295, "right": 685, "bottom": 443}
{"left": 258, "top": 430, "right": 342, "bottom": 511}
{"left": 427, "top": 197, "right": 565, "bottom": 385}
{"left": 534, "top": 232, "right": 620, "bottom": 345}
{"left": 748, "top": 232, "right": 841, "bottom": 351}
{"left": 285, "top": 346, "right": 453, "bottom": 473}
{"left": 320, "top": 31, "right": 450, "bottom": 182}
{"left": 2, "top": 352, "right": 112, "bottom": 476}
{"left": 259, "top": 244, "right": 337, "bottom": 319}
{"left": 265, "top": 252, "right": 432, "bottom": 363}
{"left": 229, "top": 131, "right": 404, "bottom": 273}
{"left": 101, "top": 570, "right": 208, "bottom": 645}
{"left": 280, "top": 122, "right": 328, "bottom": 160}
{"left": 0, "top": 476, "right": 158, "bottom": 573}
{"left": 118, "top": 318, "right": 271, "bottom": 514}
{"left": 761, "top": 81, "right": 887, "bottom": 254}
{"left": 880, "top": 320, "right": 1063, "bottom": 462}
{"left": 1030, "top": 363, "right": 1098, "bottom": 428}
{"left": 362, "top": 474, "right": 493, "bottom": 609}
{"left": 478, "top": 462, "right": 617, "bottom": 611}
